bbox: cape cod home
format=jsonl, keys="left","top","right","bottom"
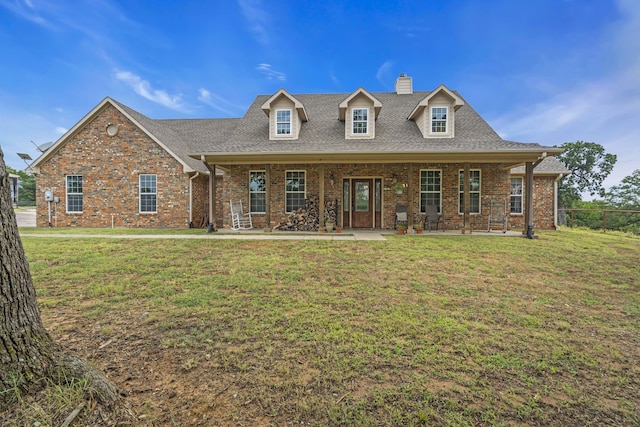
{"left": 29, "top": 75, "right": 568, "bottom": 233}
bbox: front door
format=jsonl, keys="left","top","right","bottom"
{"left": 352, "top": 179, "right": 373, "bottom": 228}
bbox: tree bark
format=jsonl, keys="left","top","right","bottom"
{"left": 0, "top": 148, "right": 116, "bottom": 405}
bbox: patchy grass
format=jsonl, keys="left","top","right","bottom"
{"left": 2, "top": 228, "right": 639, "bottom": 426}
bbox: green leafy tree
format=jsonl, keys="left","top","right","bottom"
{"left": 604, "top": 169, "right": 640, "bottom": 234}
{"left": 5, "top": 165, "right": 35, "bottom": 205}
{"left": 556, "top": 141, "right": 617, "bottom": 201}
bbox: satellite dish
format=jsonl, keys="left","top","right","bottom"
{"left": 30, "top": 140, "right": 53, "bottom": 152}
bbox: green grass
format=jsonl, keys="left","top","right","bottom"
{"left": 5, "top": 227, "right": 640, "bottom": 426}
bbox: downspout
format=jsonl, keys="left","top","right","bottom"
{"left": 189, "top": 172, "right": 200, "bottom": 228}
{"left": 554, "top": 173, "right": 563, "bottom": 229}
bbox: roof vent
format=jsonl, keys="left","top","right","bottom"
{"left": 395, "top": 73, "right": 413, "bottom": 95}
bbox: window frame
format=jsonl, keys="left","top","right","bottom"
{"left": 458, "top": 169, "right": 481, "bottom": 214}
{"left": 139, "top": 174, "right": 157, "bottom": 214}
{"left": 285, "top": 170, "right": 306, "bottom": 214}
{"left": 510, "top": 176, "right": 524, "bottom": 215}
{"left": 430, "top": 106, "right": 448, "bottom": 134}
{"left": 65, "top": 175, "right": 83, "bottom": 213}
{"left": 249, "top": 170, "right": 266, "bottom": 214}
{"left": 276, "top": 109, "right": 292, "bottom": 135}
{"left": 352, "top": 107, "right": 368, "bottom": 135}
{"left": 419, "top": 169, "right": 442, "bottom": 214}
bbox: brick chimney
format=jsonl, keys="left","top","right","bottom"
{"left": 395, "top": 73, "right": 413, "bottom": 95}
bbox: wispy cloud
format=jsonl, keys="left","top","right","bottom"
{"left": 115, "top": 71, "right": 186, "bottom": 112}
{"left": 493, "top": 0, "right": 640, "bottom": 188}
{"left": 237, "top": 0, "right": 270, "bottom": 45}
{"left": 197, "top": 88, "right": 242, "bottom": 116}
{"left": 256, "top": 63, "right": 286, "bottom": 81}
{"left": 376, "top": 60, "right": 395, "bottom": 88}
{"left": 0, "top": 0, "right": 53, "bottom": 28}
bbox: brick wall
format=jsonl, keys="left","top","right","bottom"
{"left": 222, "top": 163, "right": 549, "bottom": 231}
{"left": 509, "top": 175, "right": 558, "bottom": 230}
{"left": 35, "top": 104, "right": 198, "bottom": 228}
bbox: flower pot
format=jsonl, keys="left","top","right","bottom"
{"left": 397, "top": 227, "right": 406, "bottom": 234}
{"left": 415, "top": 228, "right": 423, "bottom": 234}
{"left": 325, "top": 222, "right": 334, "bottom": 232}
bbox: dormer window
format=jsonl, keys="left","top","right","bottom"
{"left": 431, "top": 107, "right": 448, "bottom": 133}
{"left": 261, "top": 89, "right": 308, "bottom": 140}
{"left": 276, "top": 109, "right": 291, "bottom": 135}
{"left": 352, "top": 108, "right": 368, "bottom": 134}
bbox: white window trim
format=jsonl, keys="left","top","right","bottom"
{"left": 510, "top": 176, "right": 524, "bottom": 215}
{"left": 430, "top": 106, "right": 448, "bottom": 134}
{"left": 285, "top": 170, "right": 306, "bottom": 214}
{"left": 139, "top": 174, "right": 157, "bottom": 214}
{"left": 249, "top": 170, "right": 266, "bottom": 214}
{"left": 419, "top": 169, "right": 442, "bottom": 213}
{"left": 276, "top": 109, "right": 292, "bottom": 136}
{"left": 458, "top": 169, "right": 481, "bottom": 215}
{"left": 65, "top": 174, "right": 83, "bottom": 214}
{"left": 352, "top": 107, "right": 369, "bottom": 135}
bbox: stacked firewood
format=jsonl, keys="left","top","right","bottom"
{"left": 274, "top": 196, "right": 320, "bottom": 231}
{"left": 274, "top": 197, "right": 339, "bottom": 231}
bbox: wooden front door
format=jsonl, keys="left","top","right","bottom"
{"left": 352, "top": 179, "right": 373, "bottom": 228}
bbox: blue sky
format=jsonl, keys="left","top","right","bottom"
{"left": 1, "top": 0, "right": 638, "bottom": 191}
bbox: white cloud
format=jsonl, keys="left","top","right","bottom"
{"left": 197, "top": 88, "right": 242, "bottom": 116}
{"left": 376, "top": 60, "right": 395, "bottom": 88}
{"left": 492, "top": 0, "right": 640, "bottom": 190}
{"left": 115, "top": 71, "right": 186, "bottom": 112}
{"left": 256, "top": 63, "right": 286, "bottom": 81}
{"left": 55, "top": 126, "right": 67, "bottom": 134}
{"left": 237, "top": 0, "right": 270, "bottom": 45}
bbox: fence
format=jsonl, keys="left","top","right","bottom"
{"left": 560, "top": 208, "right": 640, "bottom": 232}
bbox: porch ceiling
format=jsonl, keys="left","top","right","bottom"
{"left": 192, "top": 149, "right": 561, "bottom": 166}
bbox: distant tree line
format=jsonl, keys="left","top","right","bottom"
{"left": 556, "top": 141, "right": 640, "bottom": 234}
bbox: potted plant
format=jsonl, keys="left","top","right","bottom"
{"left": 396, "top": 223, "right": 407, "bottom": 234}
{"left": 392, "top": 182, "right": 405, "bottom": 194}
{"left": 414, "top": 223, "right": 424, "bottom": 234}
{"left": 325, "top": 210, "right": 335, "bottom": 232}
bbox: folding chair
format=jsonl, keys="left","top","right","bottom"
{"left": 395, "top": 205, "right": 408, "bottom": 229}
{"left": 423, "top": 205, "right": 444, "bottom": 232}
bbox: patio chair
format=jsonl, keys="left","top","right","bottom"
{"left": 230, "top": 200, "right": 253, "bottom": 230}
{"left": 423, "top": 205, "right": 444, "bottom": 232}
{"left": 395, "top": 204, "right": 408, "bottom": 230}
{"left": 488, "top": 199, "right": 507, "bottom": 233}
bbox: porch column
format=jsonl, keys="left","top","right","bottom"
{"left": 202, "top": 159, "right": 217, "bottom": 232}
{"left": 265, "top": 164, "right": 271, "bottom": 232}
{"left": 463, "top": 163, "right": 472, "bottom": 234}
{"left": 524, "top": 161, "right": 534, "bottom": 238}
{"left": 319, "top": 165, "right": 325, "bottom": 230}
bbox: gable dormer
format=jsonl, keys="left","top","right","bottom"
{"left": 261, "top": 89, "right": 308, "bottom": 140}
{"left": 339, "top": 88, "right": 382, "bottom": 140}
{"left": 408, "top": 84, "right": 464, "bottom": 138}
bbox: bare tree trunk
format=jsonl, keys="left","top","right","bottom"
{"left": 0, "top": 148, "right": 116, "bottom": 405}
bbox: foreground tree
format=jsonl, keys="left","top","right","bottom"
{"left": 0, "top": 147, "right": 116, "bottom": 406}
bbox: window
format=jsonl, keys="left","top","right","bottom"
{"left": 352, "top": 108, "right": 368, "bottom": 134}
{"left": 249, "top": 171, "right": 266, "bottom": 213}
{"left": 420, "top": 170, "right": 441, "bottom": 213}
{"left": 139, "top": 174, "right": 157, "bottom": 213}
{"left": 276, "top": 109, "right": 291, "bottom": 135}
{"left": 66, "top": 175, "right": 83, "bottom": 213}
{"left": 510, "top": 177, "right": 524, "bottom": 214}
{"left": 459, "top": 170, "right": 481, "bottom": 214}
{"left": 431, "top": 106, "right": 448, "bottom": 133}
{"left": 285, "top": 171, "right": 306, "bottom": 213}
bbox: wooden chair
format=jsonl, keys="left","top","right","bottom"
{"left": 230, "top": 200, "right": 253, "bottom": 230}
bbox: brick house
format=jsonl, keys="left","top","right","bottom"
{"left": 30, "top": 75, "right": 568, "bottom": 232}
